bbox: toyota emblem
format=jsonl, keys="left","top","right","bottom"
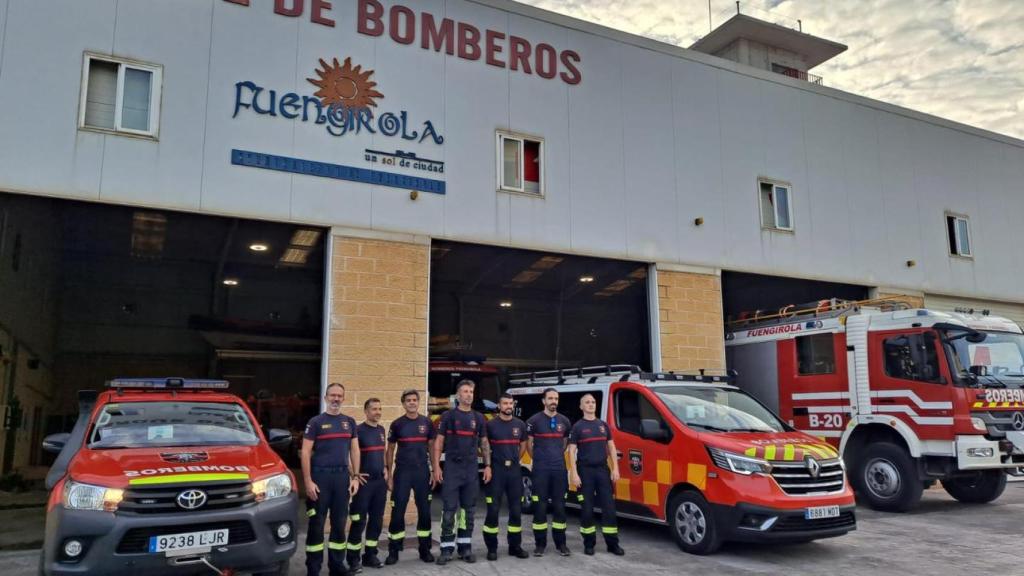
{"left": 806, "top": 457, "right": 821, "bottom": 478}
{"left": 176, "top": 489, "right": 208, "bottom": 510}
{"left": 1012, "top": 412, "right": 1024, "bottom": 431}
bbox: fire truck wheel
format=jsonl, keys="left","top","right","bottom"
{"left": 854, "top": 442, "right": 923, "bottom": 512}
{"left": 521, "top": 469, "right": 535, "bottom": 515}
{"left": 940, "top": 470, "right": 1007, "bottom": 504}
{"left": 668, "top": 491, "right": 722, "bottom": 555}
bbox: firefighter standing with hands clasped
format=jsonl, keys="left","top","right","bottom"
{"left": 346, "top": 397, "right": 389, "bottom": 571}
{"left": 525, "top": 387, "right": 572, "bottom": 557}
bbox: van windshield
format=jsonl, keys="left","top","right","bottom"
{"left": 655, "top": 387, "right": 785, "bottom": 433}
{"left": 88, "top": 402, "right": 259, "bottom": 449}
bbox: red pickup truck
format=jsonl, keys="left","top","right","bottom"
{"left": 40, "top": 378, "right": 298, "bottom": 575}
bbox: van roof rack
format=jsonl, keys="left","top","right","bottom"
{"left": 725, "top": 296, "right": 916, "bottom": 331}
{"left": 508, "top": 365, "right": 640, "bottom": 386}
{"left": 508, "top": 365, "right": 735, "bottom": 386}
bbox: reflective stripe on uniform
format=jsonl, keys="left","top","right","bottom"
{"left": 580, "top": 526, "right": 596, "bottom": 534}
{"left": 307, "top": 508, "right": 316, "bottom": 517}
{"left": 416, "top": 530, "right": 431, "bottom": 538}
{"left": 485, "top": 496, "right": 493, "bottom": 504}
{"left": 577, "top": 494, "right": 585, "bottom": 502}
{"left": 328, "top": 541, "right": 347, "bottom": 550}
{"left": 349, "top": 542, "right": 364, "bottom": 551}
{"left": 601, "top": 526, "right": 618, "bottom": 534}
{"left": 458, "top": 509, "right": 467, "bottom": 530}
{"left": 507, "top": 525, "right": 522, "bottom": 533}
{"left": 350, "top": 514, "right": 361, "bottom": 522}
{"left": 482, "top": 525, "right": 500, "bottom": 534}
{"left": 456, "top": 537, "right": 472, "bottom": 544}
{"left": 366, "top": 540, "right": 378, "bottom": 547}
{"left": 551, "top": 522, "right": 567, "bottom": 530}
{"left": 440, "top": 542, "right": 457, "bottom": 549}
{"left": 531, "top": 495, "right": 539, "bottom": 502}
{"left": 389, "top": 531, "right": 406, "bottom": 540}
{"left": 532, "top": 522, "right": 549, "bottom": 530}
{"left": 306, "top": 543, "right": 325, "bottom": 552}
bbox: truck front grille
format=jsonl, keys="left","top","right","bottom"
{"left": 116, "top": 520, "right": 255, "bottom": 553}
{"left": 770, "top": 459, "right": 845, "bottom": 495}
{"left": 119, "top": 481, "right": 255, "bottom": 514}
{"left": 773, "top": 511, "right": 856, "bottom": 532}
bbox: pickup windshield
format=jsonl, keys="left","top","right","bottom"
{"left": 88, "top": 402, "right": 259, "bottom": 449}
{"left": 655, "top": 387, "right": 786, "bottom": 433}
{"left": 944, "top": 330, "right": 1024, "bottom": 383}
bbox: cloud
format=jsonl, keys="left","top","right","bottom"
{"left": 518, "top": 0, "right": 1024, "bottom": 140}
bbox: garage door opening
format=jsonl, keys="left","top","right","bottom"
{"left": 0, "top": 192, "right": 325, "bottom": 472}
{"left": 429, "top": 241, "right": 651, "bottom": 411}
{"left": 722, "top": 271, "right": 869, "bottom": 323}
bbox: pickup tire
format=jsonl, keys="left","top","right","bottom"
{"left": 667, "top": 491, "right": 722, "bottom": 555}
{"left": 852, "top": 442, "right": 923, "bottom": 512}
{"left": 941, "top": 470, "right": 1007, "bottom": 504}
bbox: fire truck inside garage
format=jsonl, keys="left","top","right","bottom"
{"left": 0, "top": 192, "right": 326, "bottom": 476}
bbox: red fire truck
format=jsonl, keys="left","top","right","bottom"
{"left": 725, "top": 298, "right": 1024, "bottom": 511}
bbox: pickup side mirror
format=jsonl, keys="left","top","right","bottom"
{"left": 267, "top": 428, "right": 293, "bottom": 451}
{"left": 640, "top": 419, "right": 669, "bottom": 441}
{"left": 42, "top": 433, "right": 71, "bottom": 454}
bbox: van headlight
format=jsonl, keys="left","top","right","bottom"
{"left": 63, "top": 480, "right": 123, "bottom": 511}
{"left": 708, "top": 447, "right": 772, "bottom": 476}
{"left": 252, "top": 473, "right": 292, "bottom": 502}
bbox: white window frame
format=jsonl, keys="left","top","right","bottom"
{"left": 946, "top": 213, "right": 973, "bottom": 258}
{"left": 758, "top": 178, "right": 794, "bottom": 232}
{"left": 78, "top": 52, "right": 162, "bottom": 139}
{"left": 496, "top": 130, "right": 544, "bottom": 197}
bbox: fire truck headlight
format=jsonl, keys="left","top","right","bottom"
{"left": 970, "top": 417, "right": 988, "bottom": 432}
{"left": 252, "top": 473, "right": 292, "bottom": 502}
{"left": 63, "top": 480, "right": 123, "bottom": 511}
{"left": 708, "top": 447, "right": 772, "bottom": 476}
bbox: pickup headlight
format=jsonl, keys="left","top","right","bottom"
{"left": 970, "top": 417, "right": 988, "bottom": 432}
{"left": 252, "top": 473, "right": 292, "bottom": 502}
{"left": 63, "top": 480, "right": 123, "bottom": 511}
{"left": 708, "top": 447, "right": 772, "bottom": 476}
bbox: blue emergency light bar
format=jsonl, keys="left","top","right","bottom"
{"left": 106, "top": 377, "right": 229, "bottom": 390}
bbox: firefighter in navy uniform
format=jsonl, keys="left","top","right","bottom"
{"left": 432, "top": 380, "right": 491, "bottom": 565}
{"left": 302, "top": 383, "right": 362, "bottom": 576}
{"left": 525, "top": 387, "right": 572, "bottom": 557}
{"left": 568, "top": 393, "right": 624, "bottom": 556}
{"left": 346, "top": 398, "right": 389, "bottom": 571}
{"left": 384, "top": 389, "right": 437, "bottom": 565}
{"left": 482, "top": 393, "right": 530, "bottom": 561}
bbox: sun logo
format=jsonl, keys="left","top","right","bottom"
{"left": 307, "top": 57, "right": 384, "bottom": 112}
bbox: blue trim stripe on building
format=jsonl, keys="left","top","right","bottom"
{"left": 230, "top": 149, "right": 446, "bottom": 195}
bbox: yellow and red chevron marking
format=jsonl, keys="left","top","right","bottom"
{"left": 972, "top": 401, "right": 1024, "bottom": 409}
{"left": 743, "top": 443, "right": 838, "bottom": 461}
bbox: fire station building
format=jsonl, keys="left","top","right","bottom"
{"left": 0, "top": 0, "right": 1022, "bottom": 476}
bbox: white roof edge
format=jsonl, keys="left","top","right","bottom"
{"left": 471, "top": 0, "right": 1024, "bottom": 150}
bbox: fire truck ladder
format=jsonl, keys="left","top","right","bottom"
{"left": 725, "top": 296, "right": 916, "bottom": 332}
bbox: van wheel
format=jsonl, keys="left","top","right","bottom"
{"left": 853, "top": 442, "right": 923, "bottom": 512}
{"left": 521, "top": 469, "right": 534, "bottom": 515}
{"left": 941, "top": 470, "right": 1007, "bottom": 503}
{"left": 253, "top": 561, "right": 289, "bottom": 576}
{"left": 667, "top": 491, "right": 721, "bottom": 555}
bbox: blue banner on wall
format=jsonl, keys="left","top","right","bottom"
{"left": 230, "top": 149, "right": 446, "bottom": 195}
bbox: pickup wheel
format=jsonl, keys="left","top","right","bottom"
{"left": 667, "top": 491, "right": 722, "bottom": 555}
{"left": 853, "top": 442, "right": 923, "bottom": 512}
{"left": 941, "top": 470, "right": 1007, "bottom": 504}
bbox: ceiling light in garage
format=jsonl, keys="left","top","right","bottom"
{"left": 289, "top": 228, "right": 321, "bottom": 247}
{"left": 579, "top": 275, "right": 594, "bottom": 283}
{"left": 279, "top": 247, "right": 310, "bottom": 265}
{"left": 499, "top": 301, "right": 513, "bottom": 308}
{"left": 249, "top": 243, "right": 269, "bottom": 252}
{"left": 222, "top": 278, "right": 240, "bottom": 286}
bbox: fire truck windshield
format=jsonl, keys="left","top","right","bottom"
{"left": 943, "top": 330, "right": 1024, "bottom": 384}
{"left": 88, "top": 402, "right": 259, "bottom": 449}
{"left": 655, "top": 387, "right": 786, "bottom": 433}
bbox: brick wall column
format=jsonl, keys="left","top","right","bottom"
{"left": 656, "top": 266, "right": 726, "bottom": 372}
{"left": 327, "top": 232, "right": 430, "bottom": 531}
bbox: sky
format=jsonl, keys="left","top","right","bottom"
{"left": 518, "top": 0, "right": 1024, "bottom": 140}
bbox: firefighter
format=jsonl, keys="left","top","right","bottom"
{"left": 432, "top": 379, "right": 491, "bottom": 565}
{"left": 482, "top": 393, "right": 530, "bottom": 561}
{"left": 525, "top": 387, "right": 572, "bottom": 557}
{"left": 568, "top": 393, "right": 624, "bottom": 556}
{"left": 346, "top": 398, "right": 388, "bottom": 571}
{"left": 384, "top": 389, "right": 437, "bottom": 565}
{"left": 302, "top": 382, "right": 362, "bottom": 576}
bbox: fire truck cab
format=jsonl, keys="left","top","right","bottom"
{"left": 39, "top": 378, "right": 298, "bottom": 576}
{"left": 508, "top": 366, "right": 856, "bottom": 555}
{"left": 725, "top": 298, "right": 1024, "bottom": 512}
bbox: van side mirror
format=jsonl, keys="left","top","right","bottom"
{"left": 266, "top": 428, "right": 293, "bottom": 451}
{"left": 640, "top": 419, "right": 668, "bottom": 441}
{"left": 42, "top": 433, "right": 71, "bottom": 454}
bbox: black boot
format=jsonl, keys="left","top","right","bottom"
{"left": 362, "top": 553, "right": 383, "bottom": 568}
{"left": 384, "top": 551, "right": 399, "bottom": 566}
{"left": 608, "top": 544, "right": 624, "bottom": 556}
{"left": 419, "top": 549, "right": 435, "bottom": 563}
{"left": 486, "top": 551, "right": 498, "bottom": 561}
{"left": 436, "top": 549, "right": 453, "bottom": 566}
